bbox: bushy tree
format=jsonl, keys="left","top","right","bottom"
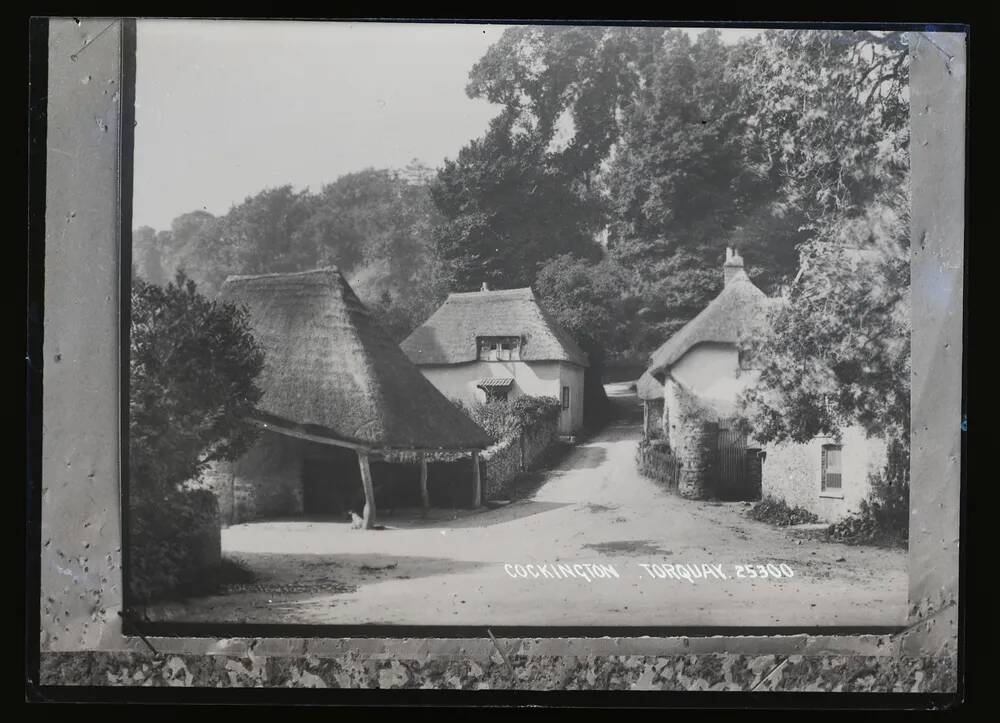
{"left": 740, "top": 207, "right": 910, "bottom": 445}
{"left": 130, "top": 272, "right": 265, "bottom": 494}
{"left": 129, "top": 272, "right": 266, "bottom": 602}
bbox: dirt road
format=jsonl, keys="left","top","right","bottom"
{"left": 148, "top": 384, "right": 907, "bottom": 627}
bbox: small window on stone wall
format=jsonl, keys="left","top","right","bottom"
{"left": 821, "top": 444, "right": 843, "bottom": 492}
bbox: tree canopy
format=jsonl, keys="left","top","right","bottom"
{"left": 735, "top": 30, "right": 911, "bottom": 444}
{"left": 129, "top": 272, "right": 265, "bottom": 494}
{"left": 134, "top": 28, "right": 911, "bottom": 395}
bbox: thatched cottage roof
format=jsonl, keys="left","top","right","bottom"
{"left": 647, "top": 268, "right": 778, "bottom": 377}
{"left": 400, "top": 287, "right": 589, "bottom": 367}
{"left": 636, "top": 370, "right": 664, "bottom": 401}
{"left": 221, "top": 269, "right": 492, "bottom": 451}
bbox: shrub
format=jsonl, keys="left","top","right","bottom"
{"left": 826, "top": 437, "right": 909, "bottom": 548}
{"left": 128, "top": 487, "right": 220, "bottom": 604}
{"left": 747, "top": 496, "right": 820, "bottom": 526}
{"left": 635, "top": 438, "right": 680, "bottom": 488}
{"left": 128, "top": 273, "right": 264, "bottom": 604}
{"left": 453, "top": 395, "right": 561, "bottom": 443}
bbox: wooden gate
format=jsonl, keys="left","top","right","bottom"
{"left": 716, "top": 421, "right": 751, "bottom": 500}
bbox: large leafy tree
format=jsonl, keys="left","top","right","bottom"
{"left": 740, "top": 202, "right": 910, "bottom": 444}
{"left": 431, "top": 26, "right": 651, "bottom": 291}
{"left": 602, "top": 29, "right": 803, "bottom": 342}
{"left": 736, "top": 30, "right": 911, "bottom": 446}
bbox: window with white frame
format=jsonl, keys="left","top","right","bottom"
{"left": 821, "top": 444, "right": 843, "bottom": 492}
{"left": 477, "top": 336, "right": 521, "bottom": 361}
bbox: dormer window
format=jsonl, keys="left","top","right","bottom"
{"left": 477, "top": 336, "right": 521, "bottom": 361}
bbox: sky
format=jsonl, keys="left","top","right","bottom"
{"left": 133, "top": 20, "right": 761, "bottom": 230}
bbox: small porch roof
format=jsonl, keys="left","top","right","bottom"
{"left": 476, "top": 376, "right": 515, "bottom": 390}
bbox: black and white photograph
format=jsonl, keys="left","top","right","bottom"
{"left": 123, "top": 20, "right": 914, "bottom": 629}
{"left": 29, "top": 16, "right": 966, "bottom": 698}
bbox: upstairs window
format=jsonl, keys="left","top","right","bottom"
{"left": 821, "top": 444, "right": 843, "bottom": 492}
{"left": 562, "top": 385, "right": 570, "bottom": 410}
{"left": 477, "top": 336, "right": 521, "bottom": 361}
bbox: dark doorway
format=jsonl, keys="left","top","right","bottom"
{"left": 715, "top": 421, "right": 756, "bottom": 501}
{"left": 301, "top": 457, "right": 343, "bottom": 515}
{"left": 300, "top": 445, "right": 365, "bottom": 516}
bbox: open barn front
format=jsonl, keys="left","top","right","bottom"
{"left": 299, "top": 442, "right": 362, "bottom": 517}
{"left": 296, "top": 438, "right": 482, "bottom": 520}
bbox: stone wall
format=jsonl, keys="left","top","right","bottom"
{"left": 480, "top": 416, "right": 559, "bottom": 500}
{"left": 198, "top": 430, "right": 304, "bottom": 525}
{"left": 760, "top": 427, "right": 887, "bottom": 523}
{"left": 663, "top": 379, "right": 719, "bottom": 500}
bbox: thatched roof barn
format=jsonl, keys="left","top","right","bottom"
{"left": 222, "top": 269, "right": 491, "bottom": 452}
{"left": 400, "top": 287, "right": 588, "bottom": 368}
{"left": 220, "top": 269, "right": 492, "bottom": 527}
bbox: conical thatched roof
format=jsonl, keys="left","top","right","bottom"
{"left": 400, "top": 287, "right": 588, "bottom": 367}
{"left": 647, "top": 269, "right": 777, "bottom": 376}
{"left": 221, "top": 268, "right": 492, "bottom": 451}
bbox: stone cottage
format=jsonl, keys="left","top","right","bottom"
{"left": 201, "top": 268, "right": 492, "bottom": 529}
{"left": 400, "top": 285, "right": 588, "bottom": 435}
{"left": 643, "top": 248, "right": 776, "bottom": 500}
{"left": 642, "top": 248, "right": 886, "bottom": 520}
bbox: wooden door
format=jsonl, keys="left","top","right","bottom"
{"left": 716, "top": 422, "right": 751, "bottom": 500}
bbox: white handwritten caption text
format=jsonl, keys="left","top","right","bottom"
{"left": 503, "top": 562, "right": 796, "bottom": 583}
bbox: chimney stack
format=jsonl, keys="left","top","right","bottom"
{"left": 481, "top": 281, "right": 490, "bottom": 292}
{"left": 723, "top": 247, "right": 744, "bottom": 286}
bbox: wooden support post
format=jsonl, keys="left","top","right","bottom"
{"left": 472, "top": 451, "right": 482, "bottom": 508}
{"left": 419, "top": 455, "right": 429, "bottom": 516}
{"left": 357, "top": 450, "right": 376, "bottom": 530}
{"left": 643, "top": 401, "right": 649, "bottom": 439}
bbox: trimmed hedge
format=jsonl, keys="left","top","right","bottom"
{"left": 453, "top": 395, "right": 561, "bottom": 443}
{"left": 128, "top": 487, "right": 221, "bottom": 604}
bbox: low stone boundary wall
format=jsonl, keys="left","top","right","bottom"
{"left": 481, "top": 417, "right": 559, "bottom": 500}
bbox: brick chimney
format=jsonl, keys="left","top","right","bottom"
{"left": 480, "top": 281, "right": 490, "bottom": 292}
{"left": 723, "top": 247, "right": 745, "bottom": 286}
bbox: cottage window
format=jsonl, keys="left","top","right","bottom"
{"left": 562, "top": 385, "right": 570, "bottom": 410}
{"left": 821, "top": 444, "right": 843, "bottom": 491}
{"left": 477, "top": 336, "right": 521, "bottom": 361}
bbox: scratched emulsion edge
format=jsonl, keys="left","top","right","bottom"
{"left": 899, "top": 31, "right": 966, "bottom": 663}
{"left": 35, "top": 20, "right": 964, "bottom": 693}
{"left": 39, "top": 17, "right": 126, "bottom": 655}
